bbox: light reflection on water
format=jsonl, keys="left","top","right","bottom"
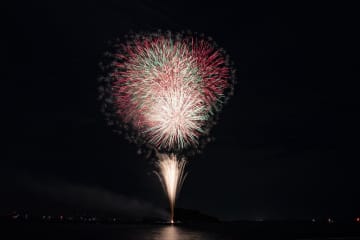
{"left": 146, "top": 225, "right": 216, "bottom": 240}
{"left": 10, "top": 223, "right": 224, "bottom": 240}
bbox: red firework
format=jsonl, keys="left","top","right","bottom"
{"left": 106, "top": 31, "right": 234, "bottom": 151}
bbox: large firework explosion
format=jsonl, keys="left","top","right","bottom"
{"left": 100, "top": 31, "right": 235, "bottom": 153}
{"left": 99, "top": 31, "right": 235, "bottom": 222}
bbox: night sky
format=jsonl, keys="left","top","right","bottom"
{"left": 3, "top": 1, "right": 356, "bottom": 221}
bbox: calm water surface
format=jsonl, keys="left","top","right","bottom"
{"left": 10, "top": 223, "right": 224, "bottom": 240}
{"left": 132, "top": 225, "right": 217, "bottom": 240}
{"left": 7, "top": 222, "right": 360, "bottom": 240}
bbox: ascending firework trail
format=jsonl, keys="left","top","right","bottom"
{"left": 99, "top": 31, "right": 235, "bottom": 223}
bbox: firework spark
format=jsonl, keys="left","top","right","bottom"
{"left": 154, "top": 153, "right": 187, "bottom": 223}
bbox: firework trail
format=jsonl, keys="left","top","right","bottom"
{"left": 100, "top": 31, "right": 235, "bottom": 222}
{"left": 154, "top": 154, "right": 187, "bottom": 223}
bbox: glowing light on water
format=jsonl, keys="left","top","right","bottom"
{"left": 155, "top": 154, "right": 187, "bottom": 223}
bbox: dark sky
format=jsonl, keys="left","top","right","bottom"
{"left": 3, "top": 1, "right": 356, "bottom": 220}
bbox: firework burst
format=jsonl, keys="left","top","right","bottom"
{"left": 100, "top": 31, "right": 235, "bottom": 223}
{"left": 105, "top": 31, "right": 234, "bottom": 152}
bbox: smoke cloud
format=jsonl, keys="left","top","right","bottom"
{"left": 22, "top": 176, "right": 167, "bottom": 220}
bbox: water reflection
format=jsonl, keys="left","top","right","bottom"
{"left": 156, "top": 226, "right": 182, "bottom": 240}
{"left": 148, "top": 225, "right": 215, "bottom": 240}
